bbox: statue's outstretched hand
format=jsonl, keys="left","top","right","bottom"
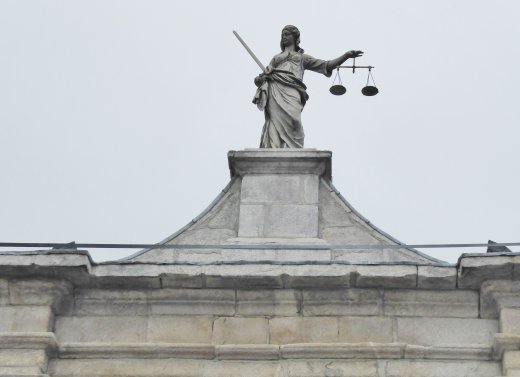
{"left": 348, "top": 50, "right": 364, "bottom": 59}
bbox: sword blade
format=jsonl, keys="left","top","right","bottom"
{"left": 232, "top": 30, "right": 266, "bottom": 72}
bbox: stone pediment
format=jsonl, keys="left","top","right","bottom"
{"left": 126, "top": 150, "right": 446, "bottom": 266}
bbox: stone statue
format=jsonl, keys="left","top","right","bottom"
{"left": 253, "top": 25, "right": 363, "bottom": 148}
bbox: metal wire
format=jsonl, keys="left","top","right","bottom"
{"left": 0, "top": 242, "right": 518, "bottom": 251}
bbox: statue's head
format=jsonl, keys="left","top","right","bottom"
{"left": 280, "top": 25, "right": 304, "bottom": 53}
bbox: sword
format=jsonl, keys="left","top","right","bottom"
{"left": 232, "top": 30, "right": 266, "bottom": 72}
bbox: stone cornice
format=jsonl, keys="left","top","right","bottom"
{"left": 56, "top": 342, "right": 494, "bottom": 361}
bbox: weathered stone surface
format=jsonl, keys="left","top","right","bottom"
{"left": 216, "top": 345, "right": 280, "bottom": 360}
{"left": 148, "top": 317, "right": 213, "bottom": 343}
{"left": 0, "top": 365, "right": 46, "bottom": 375}
{"left": 283, "top": 265, "right": 354, "bottom": 288}
{"left": 0, "top": 279, "right": 8, "bottom": 305}
{"left": 203, "top": 265, "right": 284, "bottom": 288}
{"left": 0, "top": 306, "right": 52, "bottom": 332}
{"left": 417, "top": 266, "right": 457, "bottom": 289}
{"left": 481, "top": 280, "right": 520, "bottom": 319}
{"left": 282, "top": 343, "right": 402, "bottom": 359}
{"left": 0, "top": 349, "right": 46, "bottom": 367}
{"left": 286, "top": 360, "right": 377, "bottom": 377}
{"left": 238, "top": 205, "right": 264, "bottom": 237}
{"left": 500, "top": 308, "right": 520, "bottom": 334}
{"left": 354, "top": 265, "right": 417, "bottom": 288}
{"left": 149, "top": 288, "right": 235, "bottom": 316}
{"left": 74, "top": 289, "right": 148, "bottom": 315}
{"left": 0, "top": 251, "right": 90, "bottom": 269}
{"left": 55, "top": 316, "right": 147, "bottom": 343}
{"left": 458, "top": 255, "right": 514, "bottom": 289}
{"left": 404, "top": 344, "right": 492, "bottom": 360}
{"left": 171, "top": 228, "right": 237, "bottom": 244}
{"left": 318, "top": 184, "right": 353, "bottom": 228}
{"left": 9, "top": 279, "right": 72, "bottom": 313}
{"left": 321, "top": 226, "right": 380, "bottom": 244}
{"left": 264, "top": 204, "right": 318, "bottom": 238}
{"left": 59, "top": 343, "right": 215, "bottom": 359}
{"left": 237, "top": 290, "right": 299, "bottom": 316}
{"left": 49, "top": 359, "right": 202, "bottom": 376}
{"left": 302, "top": 289, "right": 381, "bottom": 316}
{"left": 213, "top": 317, "right": 269, "bottom": 344}
{"left": 228, "top": 149, "right": 332, "bottom": 178}
{"left": 397, "top": 317, "right": 498, "bottom": 347}
{"left": 338, "top": 317, "right": 394, "bottom": 343}
{"left": 269, "top": 317, "right": 338, "bottom": 344}
{"left": 383, "top": 289, "right": 479, "bottom": 318}
{"left": 385, "top": 360, "right": 501, "bottom": 377}
{"left": 0, "top": 332, "right": 57, "bottom": 351}
{"left": 504, "top": 351, "right": 520, "bottom": 376}
{"left": 201, "top": 361, "right": 282, "bottom": 377}
{"left": 241, "top": 174, "right": 318, "bottom": 205}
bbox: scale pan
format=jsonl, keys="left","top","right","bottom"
{"left": 362, "top": 86, "right": 379, "bottom": 96}
{"left": 330, "top": 84, "right": 346, "bottom": 96}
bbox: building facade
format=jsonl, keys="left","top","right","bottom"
{"left": 1, "top": 150, "right": 519, "bottom": 376}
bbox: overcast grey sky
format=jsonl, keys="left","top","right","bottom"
{"left": 1, "top": 0, "right": 519, "bottom": 263}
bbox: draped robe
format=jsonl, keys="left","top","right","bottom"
{"left": 253, "top": 51, "right": 332, "bottom": 148}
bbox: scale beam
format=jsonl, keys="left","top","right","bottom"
{"left": 338, "top": 65, "right": 374, "bottom": 69}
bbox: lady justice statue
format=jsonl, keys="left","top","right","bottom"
{"left": 252, "top": 25, "right": 363, "bottom": 148}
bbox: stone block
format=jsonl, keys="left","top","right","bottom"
{"left": 282, "top": 343, "right": 403, "bottom": 359}
{"left": 49, "top": 359, "right": 201, "bottom": 376}
{"left": 238, "top": 205, "right": 265, "bottom": 237}
{"left": 385, "top": 360, "right": 501, "bottom": 377}
{"left": 321, "top": 226, "right": 379, "bottom": 243}
{"left": 59, "top": 343, "right": 214, "bottom": 359}
{"left": 264, "top": 205, "right": 318, "bottom": 238}
{"left": 148, "top": 316, "right": 213, "bottom": 343}
{"left": 0, "top": 279, "right": 8, "bottom": 305}
{"left": 275, "top": 249, "right": 331, "bottom": 263}
{"left": 417, "top": 266, "right": 457, "bottom": 289}
{"left": 241, "top": 174, "right": 318, "bottom": 205}
{"left": 504, "top": 351, "right": 520, "bottom": 375}
{"left": 200, "top": 361, "right": 282, "bottom": 377}
{"left": 500, "top": 308, "right": 520, "bottom": 334}
{"left": 302, "top": 288, "right": 381, "bottom": 316}
{"left": 237, "top": 290, "right": 299, "bottom": 316}
{"left": 318, "top": 188, "right": 353, "bottom": 228}
{"left": 269, "top": 317, "right": 338, "bottom": 344}
{"left": 481, "top": 280, "right": 520, "bottom": 319}
{"left": 0, "top": 306, "right": 52, "bottom": 332}
{"left": 458, "top": 255, "right": 514, "bottom": 289}
{"left": 0, "top": 366, "right": 45, "bottom": 375}
{"left": 404, "top": 344, "right": 491, "bottom": 360}
{"left": 0, "top": 349, "right": 46, "bottom": 367}
{"left": 9, "top": 279, "right": 72, "bottom": 313}
{"left": 213, "top": 317, "right": 269, "bottom": 344}
{"left": 203, "top": 265, "right": 284, "bottom": 289}
{"left": 397, "top": 317, "right": 498, "bottom": 346}
{"left": 55, "top": 316, "right": 146, "bottom": 343}
{"left": 216, "top": 345, "right": 280, "bottom": 360}
{"left": 383, "top": 289, "right": 479, "bottom": 318}
{"left": 354, "top": 265, "right": 417, "bottom": 288}
{"left": 338, "top": 316, "right": 394, "bottom": 343}
{"left": 149, "top": 288, "right": 235, "bottom": 316}
{"left": 286, "top": 360, "right": 377, "bottom": 377}
{"left": 74, "top": 289, "right": 148, "bottom": 315}
{"left": 283, "top": 265, "right": 354, "bottom": 288}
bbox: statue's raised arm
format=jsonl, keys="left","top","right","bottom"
{"left": 252, "top": 25, "right": 363, "bottom": 148}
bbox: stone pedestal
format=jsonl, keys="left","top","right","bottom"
{"left": 231, "top": 150, "right": 327, "bottom": 240}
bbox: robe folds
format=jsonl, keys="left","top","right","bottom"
{"left": 253, "top": 51, "right": 332, "bottom": 148}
